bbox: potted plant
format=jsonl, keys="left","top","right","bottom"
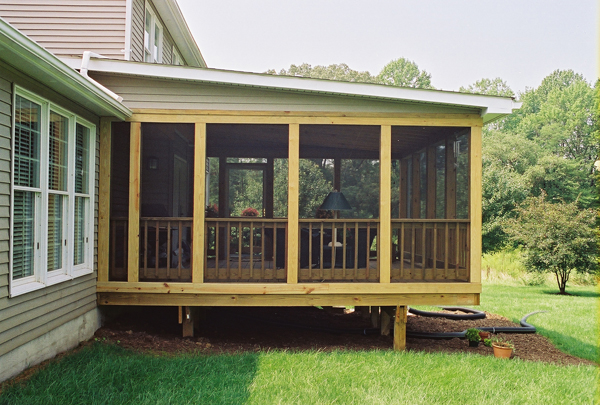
{"left": 465, "top": 328, "right": 481, "bottom": 347}
{"left": 479, "top": 330, "right": 491, "bottom": 341}
{"left": 491, "top": 337, "right": 514, "bottom": 358}
{"left": 205, "top": 204, "right": 219, "bottom": 218}
{"left": 241, "top": 207, "right": 259, "bottom": 217}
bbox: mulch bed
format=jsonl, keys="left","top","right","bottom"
{"left": 93, "top": 306, "right": 596, "bottom": 367}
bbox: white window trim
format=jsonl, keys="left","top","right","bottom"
{"left": 144, "top": 2, "right": 163, "bottom": 63}
{"left": 9, "top": 86, "right": 96, "bottom": 297}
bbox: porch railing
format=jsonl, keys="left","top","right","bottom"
{"left": 139, "top": 217, "right": 193, "bottom": 281}
{"left": 297, "top": 219, "right": 380, "bottom": 282}
{"left": 391, "top": 219, "right": 469, "bottom": 282}
{"left": 204, "top": 218, "right": 288, "bottom": 282}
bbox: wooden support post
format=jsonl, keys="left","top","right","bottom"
{"left": 469, "top": 125, "right": 482, "bottom": 284}
{"left": 193, "top": 123, "right": 207, "bottom": 283}
{"left": 265, "top": 158, "right": 274, "bottom": 218}
{"left": 380, "top": 306, "right": 394, "bottom": 336}
{"left": 98, "top": 118, "right": 111, "bottom": 282}
{"left": 181, "top": 306, "right": 194, "bottom": 337}
{"left": 127, "top": 122, "right": 141, "bottom": 283}
{"left": 370, "top": 306, "right": 380, "bottom": 328}
{"left": 393, "top": 304, "right": 408, "bottom": 351}
{"left": 446, "top": 137, "right": 456, "bottom": 219}
{"left": 379, "top": 125, "right": 392, "bottom": 283}
{"left": 287, "top": 124, "right": 300, "bottom": 283}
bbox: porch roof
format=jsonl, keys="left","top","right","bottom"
{"left": 59, "top": 57, "right": 520, "bottom": 124}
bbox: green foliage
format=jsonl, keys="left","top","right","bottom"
{"left": 465, "top": 328, "right": 481, "bottom": 342}
{"left": 376, "top": 57, "right": 433, "bottom": 89}
{"left": 459, "top": 77, "right": 515, "bottom": 97}
{"left": 503, "top": 193, "right": 598, "bottom": 294}
{"left": 266, "top": 63, "right": 377, "bottom": 83}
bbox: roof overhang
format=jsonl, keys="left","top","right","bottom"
{"left": 153, "top": 0, "right": 206, "bottom": 68}
{"left": 0, "top": 18, "right": 132, "bottom": 120}
{"left": 60, "top": 57, "right": 521, "bottom": 124}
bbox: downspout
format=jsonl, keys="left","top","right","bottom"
{"left": 79, "top": 51, "right": 124, "bottom": 103}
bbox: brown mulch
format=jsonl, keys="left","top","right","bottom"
{"left": 92, "top": 306, "right": 596, "bottom": 367}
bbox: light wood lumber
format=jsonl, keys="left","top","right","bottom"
{"left": 98, "top": 117, "right": 111, "bottom": 282}
{"left": 379, "top": 125, "right": 392, "bottom": 283}
{"left": 127, "top": 122, "right": 141, "bottom": 283}
{"left": 129, "top": 110, "right": 482, "bottom": 127}
{"left": 393, "top": 304, "right": 408, "bottom": 351}
{"left": 193, "top": 123, "right": 207, "bottom": 283}
{"left": 97, "top": 292, "right": 479, "bottom": 307}
{"left": 287, "top": 124, "right": 300, "bottom": 283}
{"left": 96, "top": 281, "right": 482, "bottom": 295}
{"left": 469, "top": 125, "right": 482, "bottom": 284}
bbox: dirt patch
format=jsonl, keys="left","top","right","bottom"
{"left": 93, "top": 306, "right": 595, "bottom": 367}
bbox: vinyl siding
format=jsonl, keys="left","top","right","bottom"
{"left": 0, "top": 0, "right": 127, "bottom": 59}
{"left": 0, "top": 62, "right": 100, "bottom": 359}
{"left": 129, "top": 0, "right": 144, "bottom": 62}
{"left": 91, "top": 73, "right": 481, "bottom": 114}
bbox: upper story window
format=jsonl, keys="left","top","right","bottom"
{"left": 144, "top": 3, "right": 162, "bottom": 63}
{"left": 11, "top": 88, "right": 95, "bottom": 297}
{"left": 172, "top": 47, "right": 184, "bottom": 66}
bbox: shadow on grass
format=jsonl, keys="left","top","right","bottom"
{"left": 0, "top": 344, "right": 259, "bottom": 405}
{"left": 540, "top": 289, "right": 600, "bottom": 298}
{"left": 535, "top": 326, "right": 599, "bottom": 363}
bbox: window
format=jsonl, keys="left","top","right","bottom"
{"left": 144, "top": 3, "right": 162, "bottom": 63}
{"left": 172, "top": 47, "right": 183, "bottom": 66}
{"left": 11, "top": 88, "right": 95, "bottom": 296}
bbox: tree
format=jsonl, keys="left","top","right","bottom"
{"left": 266, "top": 63, "right": 376, "bottom": 83}
{"left": 503, "top": 193, "right": 597, "bottom": 294}
{"left": 459, "top": 77, "right": 514, "bottom": 97}
{"left": 376, "top": 58, "right": 433, "bottom": 89}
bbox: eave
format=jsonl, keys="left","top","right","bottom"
{"left": 0, "top": 18, "right": 131, "bottom": 120}
{"left": 59, "top": 58, "right": 520, "bottom": 124}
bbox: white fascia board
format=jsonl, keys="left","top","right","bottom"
{"left": 66, "top": 58, "right": 521, "bottom": 123}
{"left": 152, "top": 0, "right": 206, "bottom": 67}
{"left": 0, "top": 19, "right": 131, "bottom": 120}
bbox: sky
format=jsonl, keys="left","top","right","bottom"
{"left": 176, "top": 0, "right": 597, "bottom": 95}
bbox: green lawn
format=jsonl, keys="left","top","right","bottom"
{"left": 0, "top": 345, "right": 596, "bottom": 405}
{"left": 1, "top": 282, "right": 598, "bottom": 404}
{"left": 479, "top": 284, "right": 598, "bottom": 362}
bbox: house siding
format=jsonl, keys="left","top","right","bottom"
{"left": 0, "top": 0, "right": 127, "bottom": 60}
{"left": 91, "top": 73, "right": 481, "bottom": 114}
{"left": 129, "top": 0, "right": 144, "bottom": 62}
{"left": 0, "top": 62, "right": 100, "bottom": 364}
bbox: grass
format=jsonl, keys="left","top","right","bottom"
{"left": 0, "top": 344, "right": 596, "bottom": 405}
{"left": 1, "top": 250, "right": 597, "bottom": 404}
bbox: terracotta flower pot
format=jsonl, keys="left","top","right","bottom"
{"left": 492, "top": 343, "right": 513, "bottom": 358}
{"left": 479, "top": 331, "right": 491, "bottom": 340}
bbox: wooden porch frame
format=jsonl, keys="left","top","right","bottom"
{"left": 97, "top": 112, "right": 483, "bottom": 305}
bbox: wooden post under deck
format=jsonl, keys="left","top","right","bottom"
{"left": 98, "top": 118, "right": 111, "bottom": 282}
{"left": 127, "top": 122, "right": 141, "bottom": 283}
{"left": 393, "top": 304, "right": 408, "bottom": 351}
{"left": 379, "top": 125, "right": 392, "bottom": 283}
{"left": 287, "top": 123, "right": 300, "bottom": 283}
{"left": 469, "top": 125, "right": 482, "bottom": 284}
{"left": 192, "top": 123, "right": 207, "bottom": 283}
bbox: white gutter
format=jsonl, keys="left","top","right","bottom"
{"left": 80, "top": 52, "right": 124, "bottom": 103}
